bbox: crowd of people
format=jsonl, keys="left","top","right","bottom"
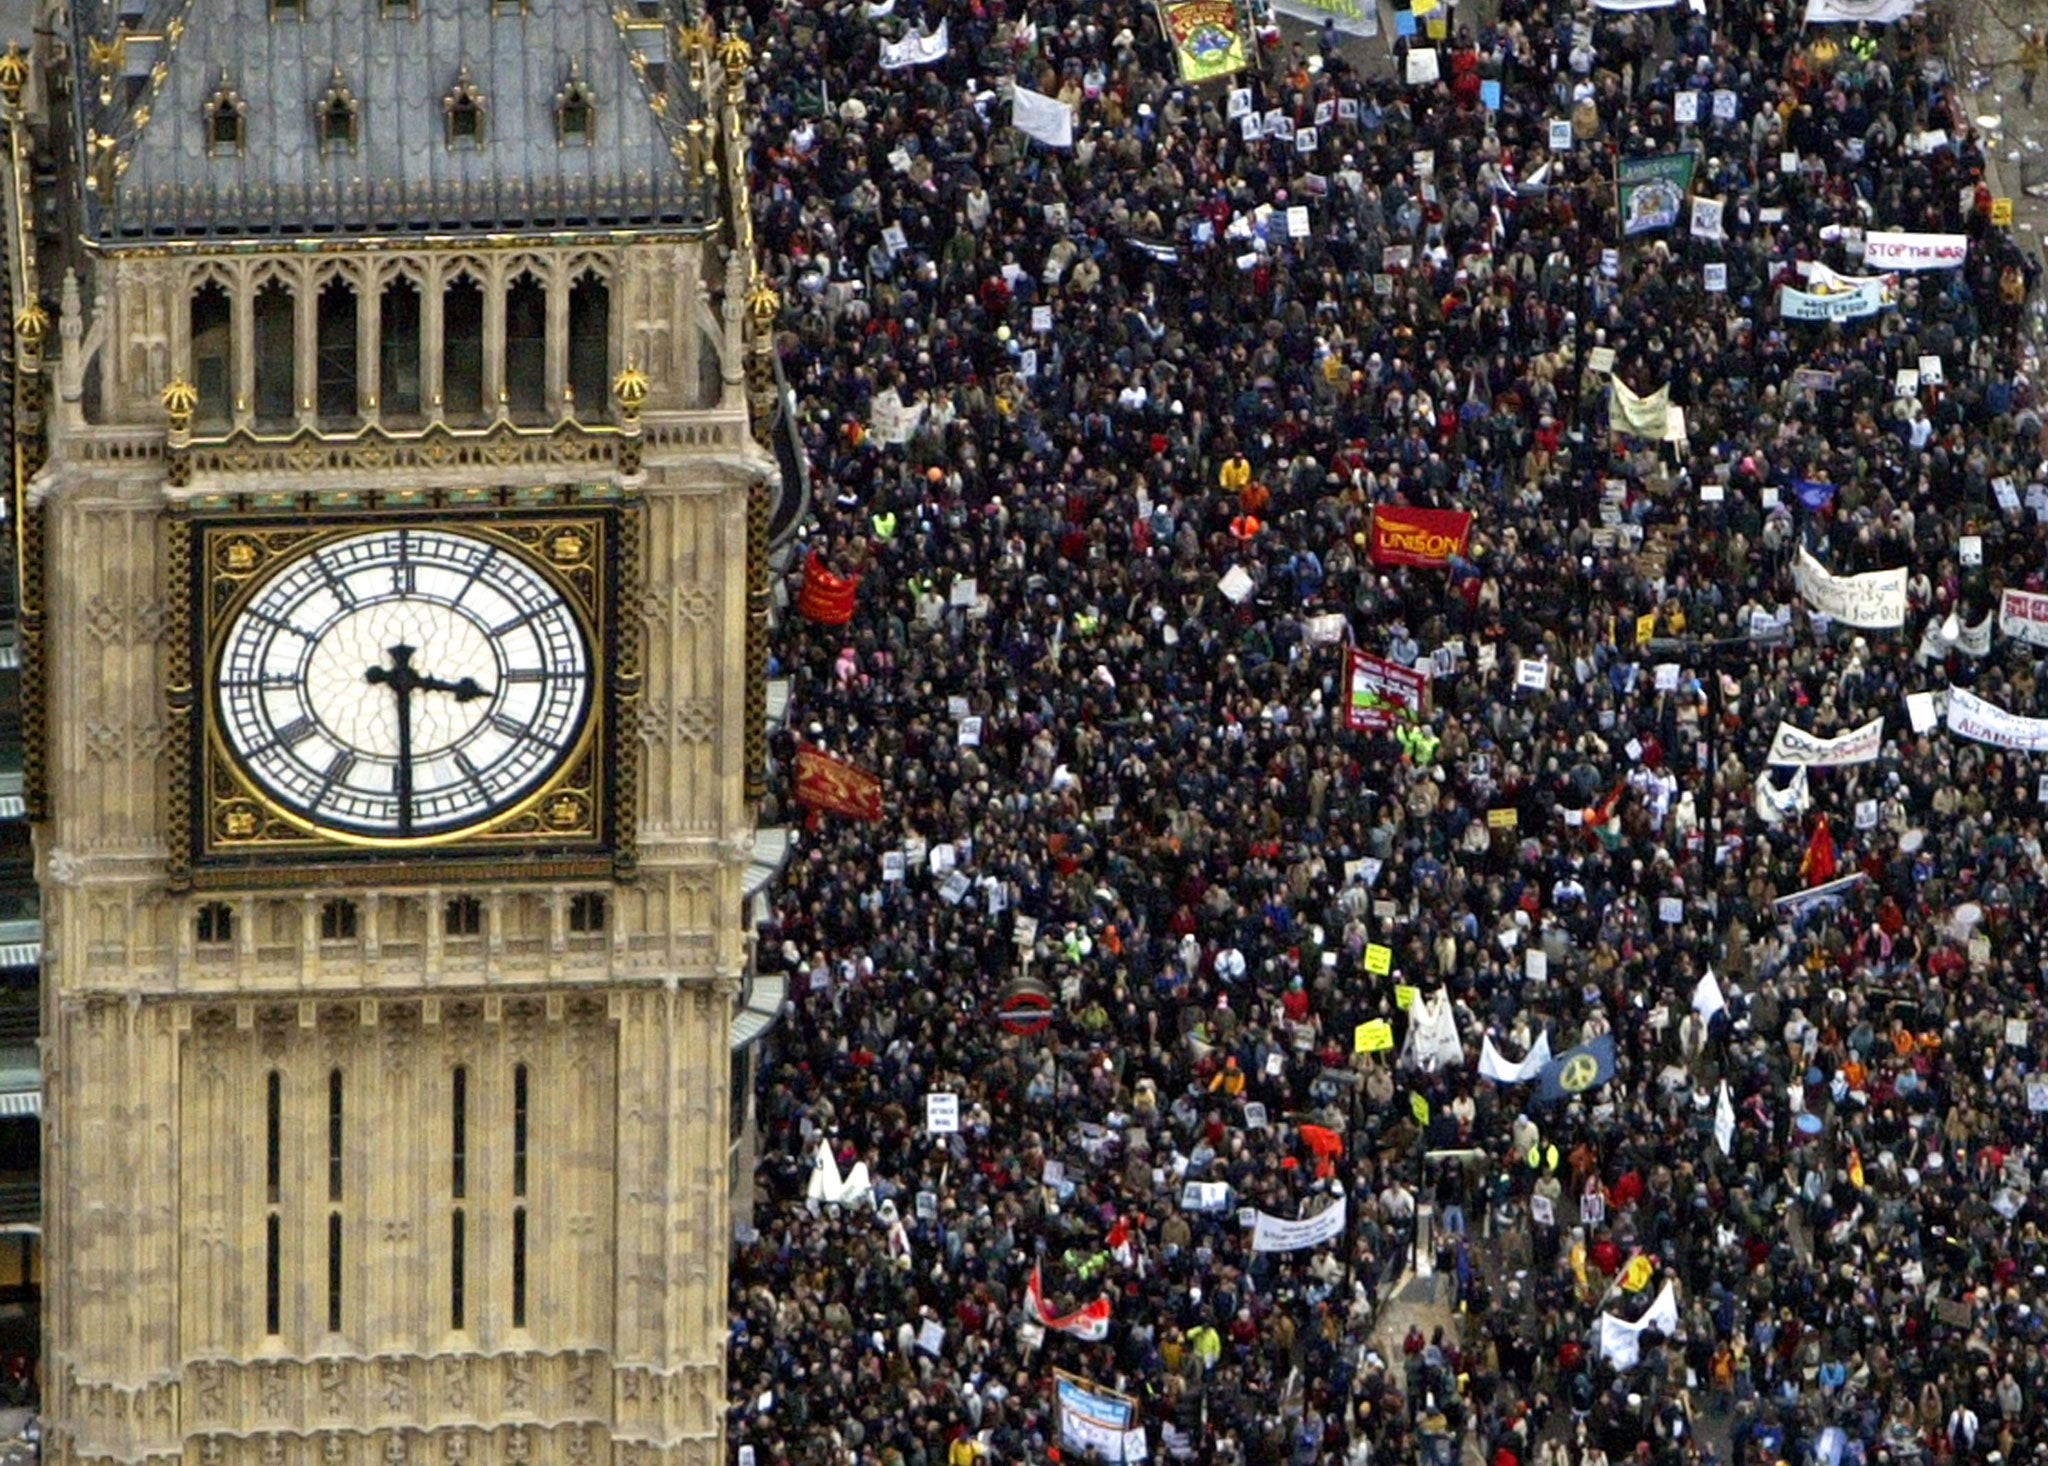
{"left": 718, "top": 0, "right": 2048, "bottom": 1461}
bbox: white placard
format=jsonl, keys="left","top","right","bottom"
{"left": 917, "top": 1319, "right": 946, "bottom": 1355}
{"left": 939, "top": 871, "right": 971, "bottom": 904}
{"left": 1905, "top": 691, "right": 1939, "bottom": 733}
{"left": 1286, "top": 205, "right": 1311, "bottom": 238}
{"left": 1550, "top": 119, "right": 1573, "bottom": 151}
{"left": 926, "top": 1093, "right": 960, "bottom": 1134}
{"left": 1704, "top": 263, "right": 1727, "bottom": 293}
{"left": 1654, "top": 663, "right": 1680, "bottom": 692}
{"left": 1658, "top": 897, "right": 1684, "bottom": 924}
{"left": 1219, "top": 565, "right": 1255, "bottom": 603}
{"left": 1919, "top": 354, "right": 1945, "bottom": 385}
{"left": 1960, "top": 535, "right": 1983, "bottom": 568}
{"left": 1855, "top": 799, "right": 1878, "bottom": 830}
{"left": 1405, "top": 48, "right": 1440, "bottom": 84}
{"left": 958, "top": 716, "right": 984, "bottom": 747}
{"left": 1675, "top": 91, "right": 1699, "bottom": 123}
{"left": 1515, "top": 658, "right": 1551, "bottom": 691}
{"left": 882, "top": 852, "right": 906, "bottom": 882}
{"left": 1032, "top": 306, "right": 1053, "bottom": 333}
{"left": 1531, "top": 1193, "right": 1555, "bottom": 1225}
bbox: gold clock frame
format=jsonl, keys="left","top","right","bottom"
{"left": 166, "top": 492, "right": 643, "bottom": 890}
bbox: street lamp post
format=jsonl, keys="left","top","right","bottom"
{"left": 1646, "top": 633, "right": 1763, "bottom": 979}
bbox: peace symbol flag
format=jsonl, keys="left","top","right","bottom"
{"left": 1537, "top": 1032, "right": 1616, "bottom": 1104}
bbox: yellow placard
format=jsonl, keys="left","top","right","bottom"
{"left": 1635, "top": 611, "right": 1657, "bottom": 646}
{"left": 1364, "top": 943, "right": 1393, "bottom": 975}
{"left": 1394, "top": 983, "right": 1419, "bottom": 1010}
{"left": 1487, "top": 807, "right": 1518, "bottom": 829}
{"left": 1411, "top": 1093, "right": 1431, "bottom": 1125}
{"left": 1994, "top": 197, "right": 2015, "bottom": 227}
{"left": 1354, "top": 1019, "right": 1395, "bottom": 1054}
{"left": 1425, "top": 14, "right": 1446, "bottom": 36}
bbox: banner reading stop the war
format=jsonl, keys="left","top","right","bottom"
{"left": 1367, "top": 505, "right": 1473, "bottom": 567}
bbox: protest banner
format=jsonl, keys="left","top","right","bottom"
{"left": 1763, "top": 717, "right": 1883, "bottom": 767}
{"left": 1609, "top": 380, "right": 1670, "bottom": 437}
{"left": 1947, "top": 687, "right": 2048, "bottom": 752}
{"left": 2001, "top": 589, "right": 2048, "bottom": 647}
{"left": 1862, "top": 230, "right": 1967, "bottom": 270}
{"left": 1158, "top": 0, "right": 1249, "bottom": 81}
{"left": 1616, "top": 153, "right": 1695, "bottom": 236}
{"left": 879, "top": 20, "right": 950, "bottom": 68}
{"left": 1249, "top": 1197, "right": 1347, "bottom": 1253}
{"left": 1345, "top": 649, "right": 1429, "bottom": 731}
{"left": 1367, "top": 505, "right": 1472, "bottom": 566}
{"left": 1792, "top": 547, "right": 1906, "bottom": 628}
{"left": 1054, "top": 1373, "right": 1142, "bottom": 1460}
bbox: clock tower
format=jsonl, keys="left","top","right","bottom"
{"left": 2, "top": 3, "right": 779, "bottom": 1466}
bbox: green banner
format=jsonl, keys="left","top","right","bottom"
{"left": 1158, "top": 0, "right": 1249, "bottom": 82}
{"left": 1616, "top": 152, "right": 1697, "bottom": 237}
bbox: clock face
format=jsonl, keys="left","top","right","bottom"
{"left": 213, "top": 527, "right": 593, "bottom": 840}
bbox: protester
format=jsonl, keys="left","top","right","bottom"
{"left": 720, "top": 0, "right": 2048, "bottom": 1462}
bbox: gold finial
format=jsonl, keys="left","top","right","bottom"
{"left": 613, "top": 365, "right": 649, "bottom": 422}
{"left": 13, "top": 302, "right": 48, "bottom": 348}
{"left": 745, "top": 277, "right": 779, "bottom": 333}
{"left": 161, "top": 376, "right": 199, "bottom": 433}
{"left": 718, "top": 35, "right": 751, "bottom": 90}
{"left": 0, "top": 45, "right": 30, "bottom": 107}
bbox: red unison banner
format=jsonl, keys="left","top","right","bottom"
{"left": 1368, "top": 505, "right": 1474, "bottom": 567}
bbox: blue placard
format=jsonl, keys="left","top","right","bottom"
{"left": 1395, "top": 9, "right": 1416, "bottom": 34}
{"left": 1481, "top": 79, "right": 1502, "bottom": 109}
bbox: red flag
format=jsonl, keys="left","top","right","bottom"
{"left": 1299, "top": 1123, "right": 1345, "bottom": 1180}
{"left": 1027, "top": 1263, "right": 1112, "bottom": 1341}
{"left": 1801, "top": 813, "right": 1837, "bottom": 885}
{"left": 794, "top": 743, "right": 884, "bottom": 821}
{"left": 798, "top": 552, "right": 859, "bottom": 624}
{"left": 1105, "top": 1217, "right": 1133, "bottom": 1268}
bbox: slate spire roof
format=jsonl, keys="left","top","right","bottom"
{"left": 70, "top": 0, "right": 718, "bottom": 242}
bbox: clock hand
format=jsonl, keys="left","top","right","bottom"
{"left": 366, "top": 644, "right": 421, "bottom": 836}
{"left": 413, "top": 672, "right": 493, "bottom": 702}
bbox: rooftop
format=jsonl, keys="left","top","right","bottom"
{"left": 69, "top": 0, "right": 720, "bottom": 243}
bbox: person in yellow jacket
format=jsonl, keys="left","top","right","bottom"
{"left": 1219, "top": 451, "right": 1252, "bottom": 494}
{"left": 1396, "top": 720, "right": 1440, "bottom": 765}
{"left": 1188, "top": 1322, "right": 1222, "bottom": 1371}
{"left": 1209, "top": 1055, "right": 1246, "bottom": 1096}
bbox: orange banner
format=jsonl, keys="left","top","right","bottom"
{"left": 1368, "top": 506, "right": 1473, "bottom": 568}
{"left": 794, "top": 744, "right": 884, "bottom": 821}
